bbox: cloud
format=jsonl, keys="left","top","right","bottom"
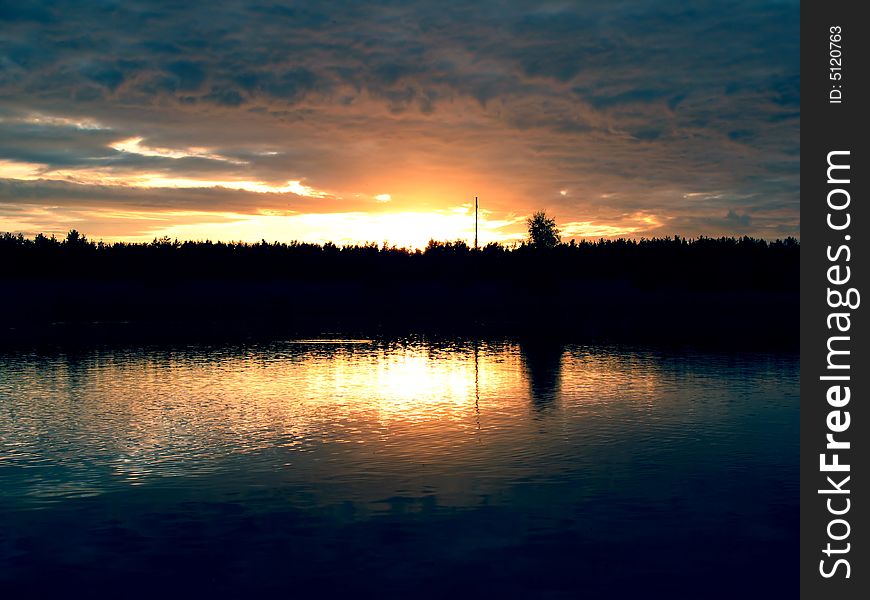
{"left": 0, "top": 0, "right": 799, "bottom": 242}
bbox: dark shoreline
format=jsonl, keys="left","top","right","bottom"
{"left": 1, "top": 277, "right": 797, "bottom": 350}
{"left": 1, "top": 234, "right": 799, "bottom": 350}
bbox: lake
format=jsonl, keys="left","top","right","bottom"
{"left": 0, "top": 338, "right": 798, "bottom": 597}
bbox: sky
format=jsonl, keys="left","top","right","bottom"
{"left": 0, "top": 0, "right": 799, "bottom": 247}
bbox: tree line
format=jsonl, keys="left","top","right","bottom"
{"left": 0, "top": 229, "right": 798, "bottom": 291}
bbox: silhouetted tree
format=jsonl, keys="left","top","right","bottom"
{"left": 527, "top": 211, "right": 560, "bottom": 248}
{"left": 65, "top": 229, "right": 87, "bottom": 247}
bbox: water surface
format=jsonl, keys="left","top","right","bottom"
{"left": 0, "top": 339, "right": 798, "bottom": 597}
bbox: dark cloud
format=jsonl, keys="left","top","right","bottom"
{"left": 0, "top": 2, "right": 55, "bottom": 23}
{"left": 166, "top": 60, "right": 206, "bottom": 92}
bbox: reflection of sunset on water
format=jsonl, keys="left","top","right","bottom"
{"left": 0, "top": 338, "right": 799, "bottom": 597}
{"left": 0, "top": 340, "right": 796, "bottom": 510}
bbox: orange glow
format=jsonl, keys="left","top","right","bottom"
{"left": 560, "top": 212, "right": 663, "bottom": 238}
{"left": 134, "top": 209, "right": 525, "bottom": 248}
{"left": 0, "top": 130, "right": 665, "bottom": 245}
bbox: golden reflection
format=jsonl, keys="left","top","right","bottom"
{"left": 0, "top": 342, "right": 677, "bottom": 503}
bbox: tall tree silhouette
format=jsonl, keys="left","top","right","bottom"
{"left": 527, "top": 211, "right": 560, "bottom": 248}
{"left": 65, "top": 229, "right": 89, "bottom": 248}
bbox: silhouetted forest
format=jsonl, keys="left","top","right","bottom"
{"left": 0, "top": 231, "right": 799, "bottom": 347}
{"left": 1, "top": 231, "right": 797, "bottom": 288}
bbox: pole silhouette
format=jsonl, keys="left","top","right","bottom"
{"left": 474, "top": 196, "right": 478, "bottom": 249}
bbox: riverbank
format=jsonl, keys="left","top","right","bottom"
{"left": 0, "top": 277, "right": 797, "bottom": 349}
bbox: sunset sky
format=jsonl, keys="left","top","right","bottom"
{"left": 1, "top": 0, "right": 799, "bottom": 247}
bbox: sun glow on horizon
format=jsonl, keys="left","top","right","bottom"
{"left": 0, "top": 133, "right": 663, "bottom": 245}
{"left": 0, "top": 156, "right": 663, "bottom": 246}
{"left": 123, "top": 208, "right": 527, "bottom": 249}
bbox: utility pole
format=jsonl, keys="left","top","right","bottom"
{"left": 474, "top": 196, "right": 478, "bottom": 250}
